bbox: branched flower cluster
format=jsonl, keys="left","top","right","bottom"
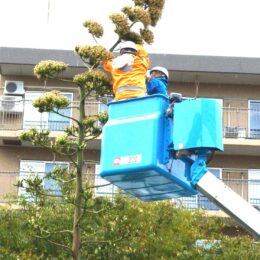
{"left": 75, "top": 45, "right": 113, "bottom": 65}
{"left": 73, "top": 70, "right": 112, "bottom": 96}
{"left": 20, "top": 128, "right": 50, "bottom": 147}
{"left": 83, "top": 116, "right": 102, "bottom": 138}
{"left": 83, "top": 20, "right": 104, "bottom": 38}
{"left": 83, "top": 116, "right": 96, "bottom": 128}
{"left": 146, "top": 0, "right": 165, "bottom": 26}
{"left": 140, "top": 28, "right": 154, "bottom": 44}
{"left": 109, "top": 0, "right": 165, "bottom": 45}
{"left": 64, "top": 125, "right": 79, "bottom": 137}
{"left": 73, "top": 70, "right": 110, "bottom": 87}
{"left": 147, "top": 0, "right": 165, "bottom": 9}
{"left": 55, "top": 134, "right": 69, "bottom": 146}
{"left": 97, "top": 112, "right": 108, "bottom": 125}
{"left": 34, "top": 60, "right": 68, "bottom": 80}
{"left": 122, "top": 7, "right": 151, "bottom": 27}
{"left": 109, "top": 13, "right": 130, "bottom": 36}
{"left": 19, "top": 176, "right": 44, "bottom": 195}
{"left": 54, "top": 134, "right": 78, "bottom": 153}
{"left": 109, "top": 13, "right": 143, "bottom": 43}
{"left": 121, "top": 31, "right": 143, "bottom": 44}
{"left": 33, "top": 90, "right": 70, "bottom": 113}
{"left": 133, "top": 0, "right": 145, "bottom": 6}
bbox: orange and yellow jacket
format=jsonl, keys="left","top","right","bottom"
{"left": 103, "top": 45, "right": 150, "bottom": 101}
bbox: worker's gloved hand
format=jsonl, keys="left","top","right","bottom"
{"left": 169, "top": 92, "right": 183, "bottom": 103}
{"left": 112, "top": 54, "right": 134, "bottom": 69}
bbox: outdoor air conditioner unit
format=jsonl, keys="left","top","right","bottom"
{"left": 0, "top": 95, "right": 23, "bottom": 113}
{"left": 4, "top": 81, "right": 25, "bottom": 96}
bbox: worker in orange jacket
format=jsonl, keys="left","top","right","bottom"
{"left": 103, "top": 41, "right": 150, "bottom": 101}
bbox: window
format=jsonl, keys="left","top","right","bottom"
{"left": 98, "top": 96, "right": 113, "bottom": 113}
{"left": 249, "top": 101, "right": 260, "bottom": 138}
{"left": 248, "top": 170, "right": 260, "bottom": 206}
{"left": 19, "top": 160, "right": 69, "bottom": 200}
{"left": 23, "top": 92, "right": 73, "bottom": 131}
{"left": 94, "top": 165, "right": 118, "bottom": 198}
{"left": 98, "top": 101, "right": 109, "bottom": 114}
{"left": 96, "top": 96, "right": 113, "bottom": 128}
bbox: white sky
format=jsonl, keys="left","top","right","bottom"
{"left": 1, "top": 0, "right": 260, "bottom": 57}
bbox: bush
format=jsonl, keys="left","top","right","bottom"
{"left": 0, "top": 197, "right": 259, "bottom": 259}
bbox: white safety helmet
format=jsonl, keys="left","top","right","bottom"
{"left": 120, "top": 41, "right": 137, "bottom": 54}
{"left": 150, "top": 66, "right": 169, "bottom": 79}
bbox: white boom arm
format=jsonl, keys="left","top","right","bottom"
{"left": 196, "top": 171, "right": 260, "bottom": 240}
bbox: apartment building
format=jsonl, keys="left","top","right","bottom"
{"left": 0, "top": 47, "right": 259, "bottom": 211}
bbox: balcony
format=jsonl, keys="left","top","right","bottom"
{"left": 1, "top": 101, "right": 260, "bottom": 154}
{"left": 0, "top": 101, "right": 259, "bottom": 137}
{"left": 1, "top": 168, "right": 259, "bottom": 211}
{"left": 0, "top": 99, "right": 108, "bottom": 131}
{"left": 177, "top": 180, "right": 260, "bottom": 210}
{"left": 223, "top": 107, "right": 260, "bottom": 139}
{"left": 95, "top": 168, "right": 260, "bottom": 211}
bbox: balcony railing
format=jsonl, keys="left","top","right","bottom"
{"left": 222, "top": 107, "right": 260, "bottom": 139}
{"left": 174, "top": 168, "right": 260, "bottom": 210}
{"left": 1, "top": 169, "right": 260, "bottom": 211}
{"left": 0, "top": 99, "right": 108, "bottom": 131}
{"left": 1, "top": 100, "right": 260, "bottom": 140}
{"left": 176, "top": 179, "right": 260, "bottom": 210}
{"left": 94, "top": 168, "right": 260, "bottom": 211}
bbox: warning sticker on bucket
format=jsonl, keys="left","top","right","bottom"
{"left": 113, "top": 154, "right": 142, "bottom": 166}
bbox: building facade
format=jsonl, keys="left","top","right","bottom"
{"left": 0, "top": 47, "right": 259, "bottom": 211}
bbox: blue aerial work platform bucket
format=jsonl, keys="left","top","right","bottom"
{"left": 100, "top": 96, "right": 260, "bottom": 241}
{"left": 99, "top": 95, "right": 205, "bottom": 201}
